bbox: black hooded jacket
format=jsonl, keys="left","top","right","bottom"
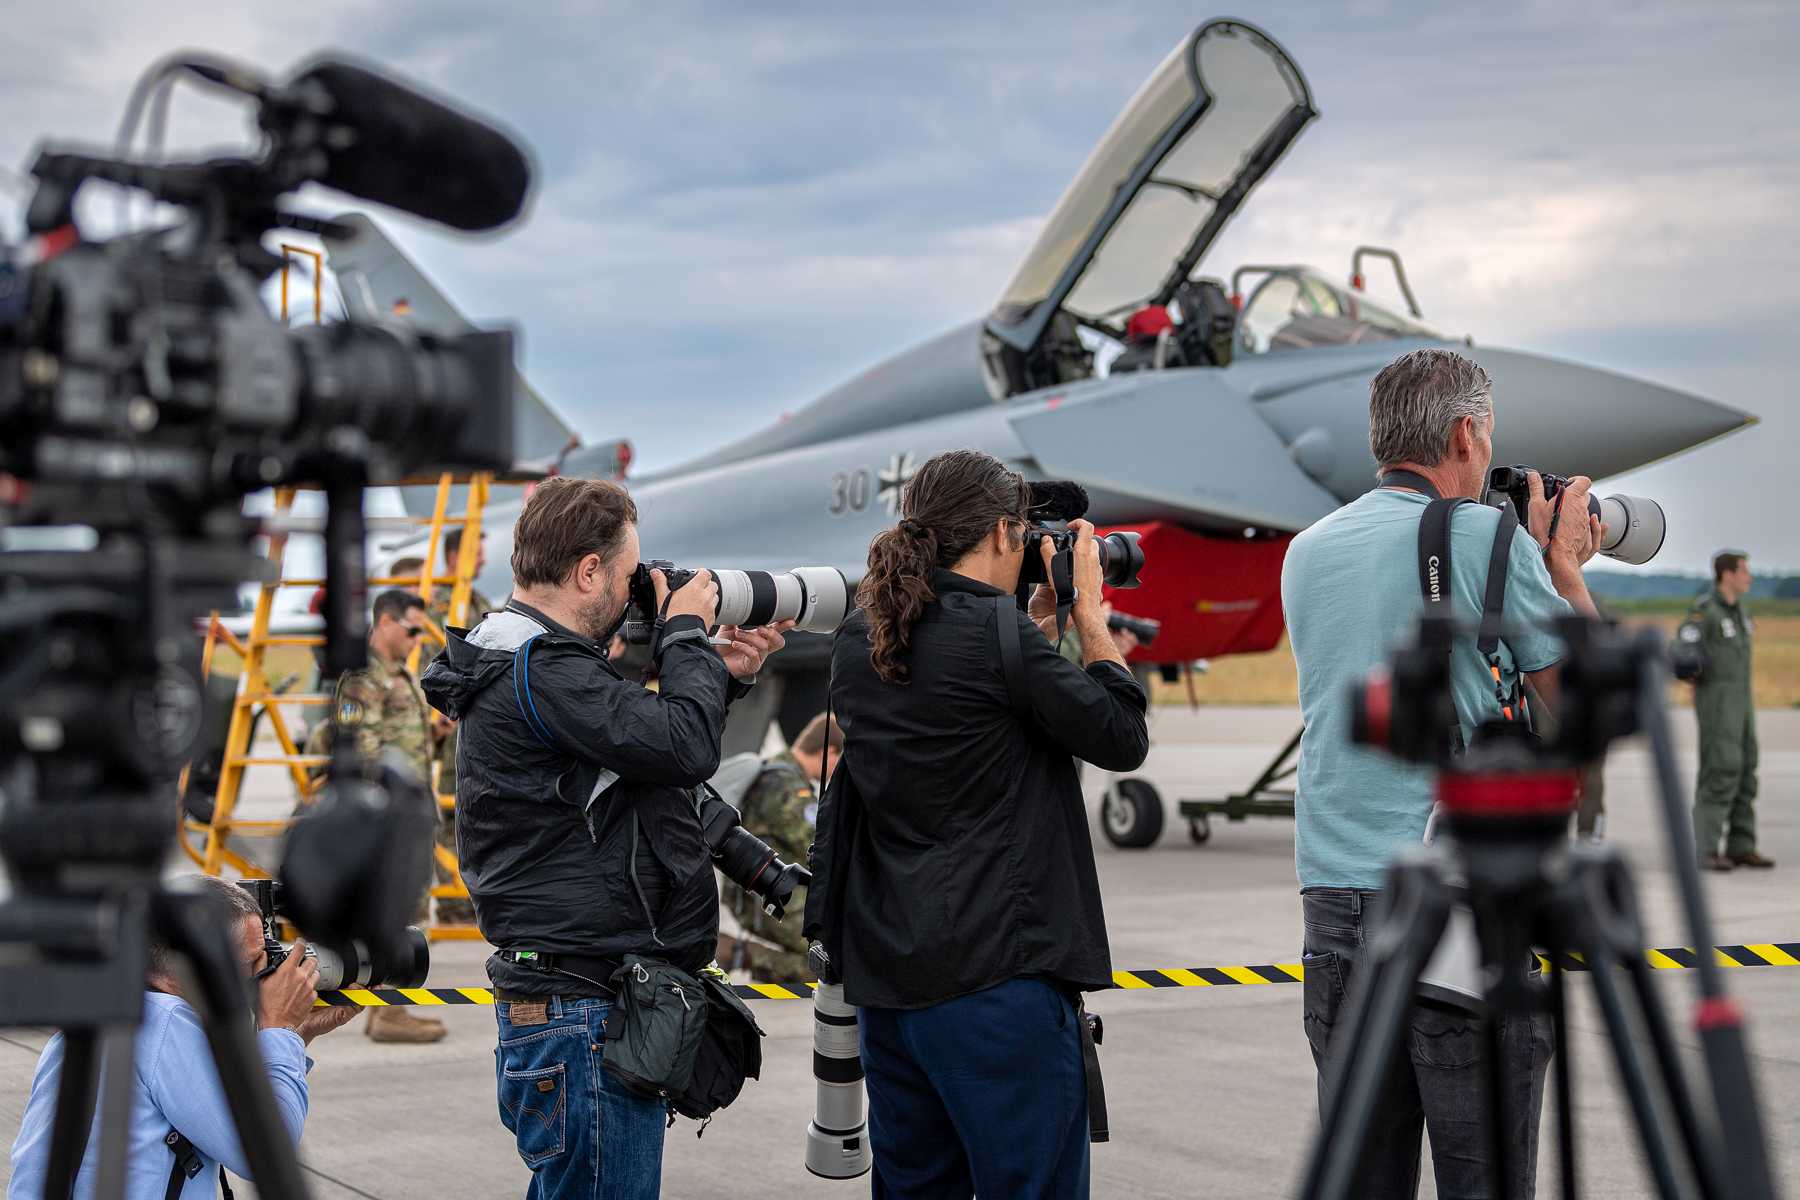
{"left": 421, "top": 599, "right": 740, "bottom": 994}
{"left": 805, "top": 571, "right": 1150, "bottom": 1010}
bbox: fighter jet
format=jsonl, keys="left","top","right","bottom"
{"left": 334, "top": 18, "right": 1751, "bottom": 806}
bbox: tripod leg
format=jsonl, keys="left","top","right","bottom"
{"left": 1548, "top": 961, "right": 1576, "bottom": 1200}
{"left": 1618, "top": 954, "right": 1732, "bottom": 1199}
{"left": 92, "top": 1024, "right": 140, "bottom": 1200}
{"left": 156, "top": 888, "right": 312, "bottom": 1200}
{"left": 43, "top": 1027, "right": 101, "bottom": 1200}
{"left": 1297, "top": 859, "right": 1454, "bottom": 1200}
{"left": 1481, "top": 1012, "right": 1511, "bottom": 1199}
{"left": 1579, "top": 942, "right": 1686, "bottom": 1199}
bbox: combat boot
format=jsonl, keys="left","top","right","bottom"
{"left": 365, "top": 1007, "right": 448, "bottom": 1044}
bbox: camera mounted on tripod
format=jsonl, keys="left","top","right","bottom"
{"left": 0, "top": 51, "right": 532, "bottom": 1200}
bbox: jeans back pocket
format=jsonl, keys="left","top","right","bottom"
{"left": 499, "top": 1060, "right": 569, "bottom": 1167}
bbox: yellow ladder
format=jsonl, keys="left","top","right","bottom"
{"left": 182, "top": 472, "right": 494, "bottom": 942}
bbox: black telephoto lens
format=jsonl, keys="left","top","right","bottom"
{"left": 700, "top": 795, "right": 808, "bottom": 919}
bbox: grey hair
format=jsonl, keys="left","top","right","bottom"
{"left": 147, "top": 875, "right": 263, "bottom": 982}
{"left": 1368, "top": 349, "right": 1493, "bottom": 473}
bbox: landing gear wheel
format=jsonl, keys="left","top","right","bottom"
{"left": 1101, "top": 778, "right": 1164, "bottom": 849}
{"left": 1188, "top": 814, "right": 1212, "bottom": 845}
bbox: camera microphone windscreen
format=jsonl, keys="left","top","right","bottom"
{"left": 281, "top": 59, "right": 532, "bottom": 232}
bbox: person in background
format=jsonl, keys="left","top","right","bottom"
{"left": 718, "top": 712, "right": 842, "bottom": 983}
{"left": 308, "top": 589, "right": 448, "bottom": 1044}
{"left": 1680, "top": 549, "right": 1770, "bottom": 871}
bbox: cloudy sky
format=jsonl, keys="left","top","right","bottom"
{"left": 8, "top": 0, "right": 1798, "bottom": 571}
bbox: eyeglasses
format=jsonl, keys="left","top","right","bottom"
{"left": 401, "top": 624, "right": 425, "bottom": 638}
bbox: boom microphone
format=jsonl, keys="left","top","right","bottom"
{"left": 276, "top": 58, "right": 532, "bottom": 232}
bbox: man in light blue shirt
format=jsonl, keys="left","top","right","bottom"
{"left": 9, "top": 877, "right": 358, "bottom": 1200}
{"left": 1282, "top": 348, "right": 1602, "bottom": 1199}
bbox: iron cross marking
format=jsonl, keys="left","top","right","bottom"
{"left": 877, "top": 452, "right": 916, "bottom": 516}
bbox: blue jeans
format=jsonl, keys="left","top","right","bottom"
{"left": 859, "top": 976, "right": 1090, "bottom": 1200}
{"left": 494, "top": 995, "right": 666, "bottom": 1200}
{"left": 1302, "top": 889, "right": 1552, "bottom": 1200}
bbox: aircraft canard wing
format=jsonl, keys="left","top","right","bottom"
{"left": 321, "top": 213, "right": 583, "bottom": 469}
{"left": 1005, "top": 370, "right": 1340, "bottom": 532}
{"left": 987, "top": 19, "right": 1315, "bottom": 355}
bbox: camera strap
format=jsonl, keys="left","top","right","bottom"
{"left": 1414, "top": 495, "right": 1528, "bottom": 726}
{"left": 994, "top": 596, "right": 1029, "bottom": 713}
{"left": 1049, "top": 547, "right": 1076, "bottom": 644}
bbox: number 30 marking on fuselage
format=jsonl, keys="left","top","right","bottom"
{"left": 829, "top": 469, "right": 872, "bottom": 515}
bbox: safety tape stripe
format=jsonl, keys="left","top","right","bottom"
{"left": 310, "top": 943, "right": 1800, "bottom": 1005}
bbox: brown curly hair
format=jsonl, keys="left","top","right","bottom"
{"left": 856, "top": 449, "right": 1030, "bottom": 683}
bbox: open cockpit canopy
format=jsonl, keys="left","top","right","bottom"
{"left": 986, "top": 20, "right": 1315, "bottom": 359}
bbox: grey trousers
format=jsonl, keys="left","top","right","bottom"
{"left": 1301, "top": 888, "right": 1553, "bottom": 1199}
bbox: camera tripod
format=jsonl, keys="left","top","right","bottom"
{"left": 1299, "top": 629, "right": 1777, "bottom": 1200}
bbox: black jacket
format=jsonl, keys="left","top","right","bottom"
{"left": 421, "top": 600, "right": 739, "bottom": 994}
{"left": 805, "top": 570, "right": 1149, "bottom": 1009}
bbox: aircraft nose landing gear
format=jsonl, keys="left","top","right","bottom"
{"left": 1100, "top": 777, "right": 1165, "bottom": 848}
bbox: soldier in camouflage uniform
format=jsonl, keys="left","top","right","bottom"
{"left": 316, "top": 589, "right": 448, "bottom": 1043}
{"left": 417, "top": 532, "right": 496, "bottom": 925}
{"left": 722, "top": 712, "right": 841, "bottom": 983}
{"left": 1677, "top": 550, "right": 1771, "bottom": 872}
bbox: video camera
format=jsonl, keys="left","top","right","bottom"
{"left": 1486, "top": 465, "right": 1666, "bottom": 566}
{"left": 0, "top": 51, "right": 529, "bottom": 1200}
{"left": 1016, "top": 480, "right": 1145, "bottom": 590}
{"left": 240, "top": 878, "right": 429, "bottom": 992}
{"left": 622, "top": 560, "right": 850, "bottom": 644}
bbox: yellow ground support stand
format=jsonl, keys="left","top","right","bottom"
{"left": 181, "top": 473, "right": 496, "bottom": 943}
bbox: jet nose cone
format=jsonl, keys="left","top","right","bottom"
{"left": 1465, "top": 346, "right": 1754, "bottom": 481}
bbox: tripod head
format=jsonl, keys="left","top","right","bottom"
{"left": 1349, "top": 613, "right": 1664, "bottom": 791}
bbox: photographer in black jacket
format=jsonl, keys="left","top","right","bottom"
{"left": 421, "top": 477, "right": 786, "bottom": 1200}
{"left": 808, "top": 449, "right": 1149, "bottom": 1200}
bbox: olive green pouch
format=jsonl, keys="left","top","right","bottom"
{"left": 603, "top": 955, "right": 708, "bottom": 1099}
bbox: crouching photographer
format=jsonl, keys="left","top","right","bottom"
{"left": 805, "top": 449, "right": 1150, "bottom": 1199}
{"left": 420, "top": 478, "right": 790, "bottom": 1199}
{"left": 8, "top": 876, "right": 358, "bottom": 1200}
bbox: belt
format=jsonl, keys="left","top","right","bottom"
{"left": 496, "top": 949, "right": 619, "bottom": 998}
{"left": 495, "top": 988, "right": 614, "bottom": 1004}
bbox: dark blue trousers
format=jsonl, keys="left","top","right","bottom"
{"left": 858, "top": 977, "right": 1090, "bottom": 1199}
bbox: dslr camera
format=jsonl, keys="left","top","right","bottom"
{"left": 621, "top": 560, "right": 849, "bottom": 644}
{"left": 697, "top": 793, "right": 811, "bottom": 921}
{"left": 1017, "top": 480, "right": 1145, "bottom": 590}
{"left": 1486, "top": 465, "right": 1666, "bottom": 566}
{"left": 241, "top": 879, "right": 429, "bottom": 992}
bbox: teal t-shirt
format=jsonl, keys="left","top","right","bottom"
{"left": 1282, "top": 488, "right": 1572, "bottom": 890}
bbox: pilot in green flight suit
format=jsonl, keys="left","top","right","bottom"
{"left": 1676, "top": 550, "right": 1771, "bottom": 871}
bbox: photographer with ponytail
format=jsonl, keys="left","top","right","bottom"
{"left": 804, "top": 449, "right": 1149, "bottom": 1199}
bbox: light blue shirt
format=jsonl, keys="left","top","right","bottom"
{"left": 8, "top": 992, "right": 310, "bottom": 1200}
{"left": 1283, "top": 488, "right": 1572, "bottom": 890}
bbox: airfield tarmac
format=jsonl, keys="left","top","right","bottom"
{"left": 4, "top": 705, "right": 1798, "bottom": 1199}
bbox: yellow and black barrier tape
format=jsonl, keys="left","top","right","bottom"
{"left": 315, "top": 942, "right": 1800, "bottom": 1006}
